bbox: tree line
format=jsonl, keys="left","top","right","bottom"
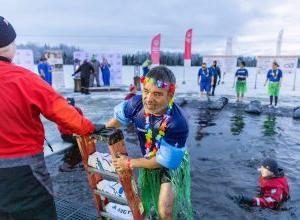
{"left": 17, "top": 43, "right": 300, "bottom": 67}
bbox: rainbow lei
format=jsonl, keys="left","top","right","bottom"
{"left": 144, "top": 98, "right": 174, "bottom": 158}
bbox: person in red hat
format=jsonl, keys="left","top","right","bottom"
{"left": 0, "top": 16, "right": 104, "bottom": 220}
{"left": 233, "top": 158, "right": 290, "bottom": 209}
{"left": 124, "top": 84, "right": 137, "bottom": 100}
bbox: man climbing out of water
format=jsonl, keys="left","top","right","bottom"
{"left": 264, "top": 61, "right": 283, "bottom": 108}
{"left": 0, "top": 16, "right": 103, "bottom": 220}
{"left": 210, "top": 60, "right": 221, "bottom": 96}
{"left": 235, "top": 61, "right": 248, "bottom": 102}
{"left": 106, "top": 66, "right": 192, "bottom": 220}
{"left": 233, "top": 158, "right": 290, "bottom": 209}
{"left": 198, "top": 62, "right": 214, "bottom": 101}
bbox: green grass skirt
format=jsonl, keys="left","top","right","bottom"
{"left": 236, "top": 80, "right": 247, "bottom": 95}
{"left": 268, "top": 82, "right": 280, "bottom": 96}
{"left": 138, "top": 152, "right": 192, "bottom": 219}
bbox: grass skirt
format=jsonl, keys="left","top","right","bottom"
{"left": 268, "top": 82, "right": 280, "bottom": 96}
{"left": 236, "top": 80, "right": 247, "bottom": 95}
{"left": 138, "top": 152, "right": 192, "bottom": 219}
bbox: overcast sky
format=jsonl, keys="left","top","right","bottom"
{"left": 1, "top": 0, "right": 300, "bottom": 55}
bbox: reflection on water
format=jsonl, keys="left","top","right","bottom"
{"left": 195, "top": 109, "right": 217, "bottom": 141}
{"left": 230, "top": 111, "right": 245, "bottom": 135}
{"left": 263, "top": 116, "right": 277, "bottom": 136}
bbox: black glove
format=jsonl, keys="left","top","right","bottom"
{"left": 232, "top": 194, "right": 253, "bottom": 206}
{"left": 93, "top": 124, "right": 106, "bottom": 134}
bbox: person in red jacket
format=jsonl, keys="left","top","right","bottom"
{"left": 58, "top": 98, "right": 84, "bottom": 172}
{"left": 234, "top": 158, "right": 290, "bottom": 209}
{"left": 0, "top": 16, "right": 104, "bottom": 220}
{"left": 124, "top": 84, "right": 137, "bottom": 100}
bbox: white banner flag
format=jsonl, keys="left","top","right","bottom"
{"left": 13, "top": 49, "right": 34, "bottom": 71}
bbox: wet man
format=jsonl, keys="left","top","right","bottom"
{"left": 106, "top": 66, "right": 192, "bottom": 220}
{"left": 264, "top": 62, "right": 283, "bottom": 108}
{"left": 198, "top": 62, "right": 214, "bottom": 101}
{"left": 0, "top": 16, "right": 102, "bottom": 220}
{"left": 210, "top": 60, "right": 221, "bottom": 96}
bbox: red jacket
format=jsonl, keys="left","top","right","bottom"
{"left": 0, "top": 60, "right": 95, "bottom": 158}
{"left": 252, "top": 171, "right": 289, "bottom": 209}
{"left": 58, "top": 106, "right": 83, "bottom": 135}
{"left": 124, "top": 93, "right": 136, "bottom": 100}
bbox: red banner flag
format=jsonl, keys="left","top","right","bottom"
{"left": 151, "top": 33, "right": 161, "bottom": 65}
{"left": 184, "top": 29, "right": 192, "bottom": 60}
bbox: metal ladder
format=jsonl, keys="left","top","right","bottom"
{"left": 76, "top": 128, "right": 144, "bottom": 220}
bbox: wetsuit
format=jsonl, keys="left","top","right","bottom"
{"left": 210, "top": 65, "right": 221, "bottom": 95}
{"left": 0, "top": 57, "right": 95, "bottom": 220}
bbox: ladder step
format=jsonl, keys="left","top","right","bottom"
{"left": 88, "top": 166, "right": 119, "bottom": 181}
{"left": 95, "top": 189, "right": 128, "bottom": 205}
{"left": 100, "top": 211, "right": 132, "bottom": 220}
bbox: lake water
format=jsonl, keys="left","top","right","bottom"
{"left": 42, "top": 87, "right": 300, "bottom": 219}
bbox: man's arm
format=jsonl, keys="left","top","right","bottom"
{"left": 106, "top": 118, "right": 121, "bottom": 128}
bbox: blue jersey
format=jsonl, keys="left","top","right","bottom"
{"left": 37, "top": 63, "right": 49, "bottom": 76}
{"left": 235, "top": 68, "right": 248, "bottom": 80}
{"left": 123, "top": 95, "right": 188, "bottom": 156}
{"left": 267, "top": 69, "right": 282, "bottom": 82}
{"left": 198, "top": 68, "right": 213, "bottom": 83}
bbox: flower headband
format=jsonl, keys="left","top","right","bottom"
{"left": 140, "top": 76, "right": 176, "bottom": 93}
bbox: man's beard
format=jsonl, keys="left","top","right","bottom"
{"left": 144, "top": 102, "right": 168, "bottom": 115}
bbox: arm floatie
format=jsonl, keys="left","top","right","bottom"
{"left": 156, "top": 139, "right": 186, "bottom": 170}
{"left": 114, "top": 101, "right": 130, "bottom": 126}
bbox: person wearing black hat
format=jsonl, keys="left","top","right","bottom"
{"left": 57, "top": 98, "right": 84, "bottom": 172}
{"left": 0, "top": 16, "right": 104, "bottom": 220}
{"left": 233, "top": 158, "right": 290, "bottom": 209}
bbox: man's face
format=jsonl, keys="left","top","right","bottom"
{"left": 202, "top": 63, "right": 207, "bottom": 69}
{"left": 260, "top": 166, "right": 274, "bottom": 178}
{"left": 272, "top": 63, "right": 278, "bottom": 70}
{"left": 142, "top": 82, "right": 172, "bottom": 115}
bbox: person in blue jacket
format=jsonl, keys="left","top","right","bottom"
{"left": 264, "top": 62, "right": 283, "bottom": 107}
{"left": 37, "top": 57, "right": 52, "bottom": 85}
{"left": 197, "top": 62, "right": 214, "bottom": 101}
{"left": 100, "top": 57, "right": 111, "bottom": 86}
{"left": 105, "top": 66, "right": 192, "bottom": 220}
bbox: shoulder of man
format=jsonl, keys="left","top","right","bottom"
{"left": 168, "top": 104, "right": 188, "bottom": 132}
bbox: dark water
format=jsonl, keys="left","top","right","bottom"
{"left": 45, "top": 93, "right": 300, "bottom": 220}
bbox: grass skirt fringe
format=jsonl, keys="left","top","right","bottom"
{"left": 138, "top": 152, "right": 193, "bottom": 219}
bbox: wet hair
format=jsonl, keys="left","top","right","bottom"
{"left": 202, "top": 62, "right": 207, "bottom": 65}
{"left": 273, "top": 61, "right": 279, "bottom": 67}
{"left": 240, "top": 61, "right": 246, "bottom": 66}
{"left": 213, "top": 60, "right": 217, "bottom": 64}
{"left": 40, "top": 57, "right": 47, "bottom": 62}
{"left": 146, "top": 66, "right": 176, "bottom": 84}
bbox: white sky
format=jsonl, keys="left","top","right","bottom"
{"left": 1, "top": 0, "right": 300, "bottom": 55}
